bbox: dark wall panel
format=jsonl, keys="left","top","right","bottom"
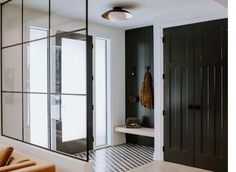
{"left": 125, "top": 26, "right": 154, "bottom": 147}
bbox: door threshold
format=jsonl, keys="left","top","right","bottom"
{"left": 94, "top": 144, "right": 110, "bottom": 150}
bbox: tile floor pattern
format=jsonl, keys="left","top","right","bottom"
{"left": 76, "top": 143, "right": 154, "bottom": 172}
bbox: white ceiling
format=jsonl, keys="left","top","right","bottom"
{"left": 0, "top": 0, "right": 227, "bottom": 29}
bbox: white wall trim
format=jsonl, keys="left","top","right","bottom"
{"left": 153, "top": 12, "right": 227, "bottom": 161}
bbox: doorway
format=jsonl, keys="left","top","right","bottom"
{"left": 94, "top": 38, "right": 108, "bottom": 148}
{"left": 53, "top": 33, "right": 93, "bottom": 154}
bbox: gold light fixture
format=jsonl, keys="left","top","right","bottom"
{"left": 101, "top": 7, "right": 133, "bottom": 21}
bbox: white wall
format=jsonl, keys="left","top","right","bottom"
{"left": 153, "top": 1, "right": 227, "bottom": 161}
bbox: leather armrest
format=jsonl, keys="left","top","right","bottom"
{"left": 0, "top": 161, "right": 35, "bottom": 172}
{"left": 11, "top": 164, "right": 56, "bottom": 172}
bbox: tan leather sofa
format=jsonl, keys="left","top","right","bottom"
{"left": 0, "top": 150, "right": 55, "bottom": 172}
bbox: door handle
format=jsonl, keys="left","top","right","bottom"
{"left": 188, "top": 105, "right": 194, "bottom": 109}
{"left": 188, "top": 105, "right": 201, "bottom": 110}
{"left": 195, "top": 105, "right": 201, "bottom": 110}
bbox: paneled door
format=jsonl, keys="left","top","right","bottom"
{"left": 164, "top": 19, "right": 227, "bottom": 172}
{"left": 194, "top": 19, "right": 227, "bottom": 172}
{"left": 164, "top": 25, "right": 194, "bottom": 166}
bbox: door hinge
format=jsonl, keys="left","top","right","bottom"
{"left": 91, "top": 75, "right": 94, "bottom": 81}
{"left": 162, "top": 73, "right": 165, "bottom": 79}
{"left": 162, "top": 37, "right": 165, "bottom": 43}
{"left": 162, "top": 146, "right": 165, "bottom": 152}
{"left": 91, "top": 43, "right": 94, "bottom": 49}
{"left": 92, "top": 136, "right": 94, "bottom": 142}
{"left": 163, "top": 110, "right": 166, "bottom": 116}
{"left": 92, "top": 105, "right": 94, "bottom": 110}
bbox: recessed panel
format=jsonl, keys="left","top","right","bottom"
{"left": 202, "top": 28, "right": 222, "bottom": 61}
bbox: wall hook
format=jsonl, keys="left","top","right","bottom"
{"left": 131, "top": 67, "right": 136, "bottom": 76}
{"left": 146, "top": 66, "right": 150, "bottom": 72}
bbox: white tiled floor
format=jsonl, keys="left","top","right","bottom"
{"left": 128, "top": 161, "right": 212, "bottom": 172}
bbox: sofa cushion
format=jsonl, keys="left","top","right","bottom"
{"left": 0, "top": 145, "right": 14, "bottom": 167}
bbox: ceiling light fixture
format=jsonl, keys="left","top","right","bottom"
{"left": 101, "top": 7, "right": 133, "bottom": 21}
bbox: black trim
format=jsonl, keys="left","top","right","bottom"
{"left": 1, "top": 0, "right": 13, "bottom": 5}
{"left": 162, "top": 73, "right": 165, "bottom": 79}
{"left": 21, "top": 0, "right": 24, "bottom": 141}
{"left": 2, "top": 134, "right": 88, "bottom": 162}
{"left": 2, "top": 91, "right": 87, "bottom": 96}
{"left": 2, "top": 28, "right": 86, "bottom": 49}
{"left": 47, "top": 0, "right": 51, "bottom": 149}
{"left": 86, "top": 0, "right": 89, "bottom": 161}
{"left": 0, "top": 4, "right": 3, "bottom": 136}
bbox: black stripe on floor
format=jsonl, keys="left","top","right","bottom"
{"left": 76, "top": 144, "right": 154, "bottom": 172}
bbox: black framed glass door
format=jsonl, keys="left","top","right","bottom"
{"left": 52, "top": 33, "right": 93, "bottom": 154}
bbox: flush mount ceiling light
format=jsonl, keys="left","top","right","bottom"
{"left": 101, "top": 7, "right": 133, "bottom": 21}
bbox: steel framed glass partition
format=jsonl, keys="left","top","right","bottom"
{"left": 0, "top": 0, "right": 91, "bottom": 161}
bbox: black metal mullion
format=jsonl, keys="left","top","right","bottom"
{"left": 1, "top": 4, "right": 3, "bottom": 136}
{"left": 1, "top": 0, "right": 14, "bottom": 5}
{"left": 86, "top": 0, "right": 89, "bottom": 162}
{"left": 2, "top": 28, "right": 86, "bottom": 49}
{"left": 47, "top": 0, "right": 52, "bottom": 150}
{"left": 2, "top": 90, "right": 87, "bottom": 96}
{"left": 21, "top": 0, "right": 24, "bottom": 141}
{"left": 2, "top": 134, "right": 88, "bottom": 161}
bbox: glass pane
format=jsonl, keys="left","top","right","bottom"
{"left": 50, "top": 95, "right": 87, "bottom": 159}
{"left": 23, "top": 0, "right": 49, "bottom": 42}
{"left": 2, "top": 93, "right": 22, "bottom": 140}
{"left": 61, "top": 38, "right": 86, "bottom": 94}
{"left": 2, "top": 0, "right": 22, "bottom": 47}
{"left": 2, "top": 46, "right": 22, "bottom": 92}
{"left": 51, "top": 0, "right": 86, "bottom": 35}
{"left": 23, "top": 94, "right": 49, "bottom": 148}
{"left": 50, "top": 34, "right": 87, "bottom": 94}
{"left": 95, "top": 39, "right": 107, "bottom": 146}
{"left": 23, "top": 37, "right": 48, "bottom": 92}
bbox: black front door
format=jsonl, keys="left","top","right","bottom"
{"left": 194, "top": 19, "right": 227, "bottom": 172}
{"left": 164, "top": 19, "right": 227, "bottom": 172}
{"left": 164, "top": 25, "right": 194, "bottom": 166}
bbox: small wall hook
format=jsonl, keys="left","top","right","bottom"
{"left": 146, "top": 66, "right": 150, "bottom": 72}
{"left": 131, "top": 67, "right": 136, "bottom": 76}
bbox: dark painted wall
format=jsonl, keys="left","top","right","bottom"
{"left": 125, "top": 26, "right": 154, "bottom": 147}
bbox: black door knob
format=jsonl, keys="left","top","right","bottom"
{"left": 195, "top": 105, "right": 201, "bottom": 110}
{"left": 188, "top": 105, "right": 194, "bottom": 109}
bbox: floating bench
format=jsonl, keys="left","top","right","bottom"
{"left": 115, "top": 125, "right": 154, "bottom": 138}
